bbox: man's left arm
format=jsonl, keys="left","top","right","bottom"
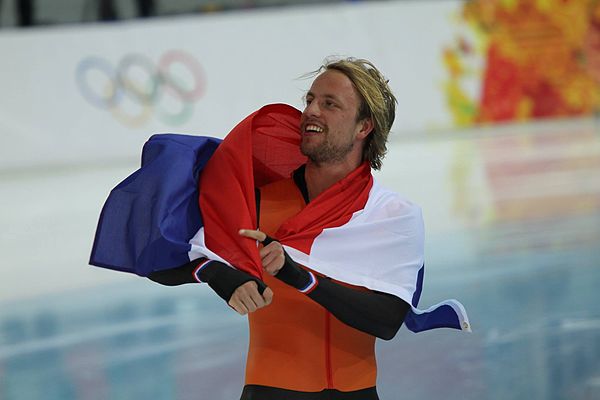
{"left": 239, "top": 229, "right": 410, "bottom": 340}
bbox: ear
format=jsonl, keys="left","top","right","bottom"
{"left": 355, "top": 117, "right": 374, "bottom": 140}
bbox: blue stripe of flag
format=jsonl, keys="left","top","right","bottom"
{"left": 89, "top": 134, "right": 221, "bottom": 276}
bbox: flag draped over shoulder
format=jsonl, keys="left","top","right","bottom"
{"left": 90, "top": 103, "right": 470, "bottom": 333}
{"left": 90, "top": 104, "right": 304, "bottom": 277}
{"left": 196, "top": 104, "right": 307, "bottom": 279}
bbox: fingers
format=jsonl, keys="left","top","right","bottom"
{"left": 259, "top": 242, "right": 285, "bottom": 276}
{"left": 262, "top": 287, "right": 273, "bottom": 305}
{"left": 238, "top": 229, "right": 275, "bottom": 246}
{"left": 238, "top": 229, "right": 267, "bottom": 242}
{"left": 228, "top": 280, "right": 273, "bottom": 316}
{"left": 239, "top": 229, "right": 284, "bottom": 275}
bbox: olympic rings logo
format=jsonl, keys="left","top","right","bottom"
{"left": 75, "top": 50, "right": 206, "bottom": 127}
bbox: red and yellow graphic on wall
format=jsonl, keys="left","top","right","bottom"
{"left": 445, "top": 0, "right": 600, "bottom": 126}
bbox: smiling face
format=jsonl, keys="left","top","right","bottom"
{"left": 300, "top": 70, "right": 373, "bottom": 166}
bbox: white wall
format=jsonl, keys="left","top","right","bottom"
{"left": 0, "top": 1, "right": 464, "bottom": 170}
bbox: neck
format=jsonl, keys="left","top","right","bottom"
{"left": 304, "top": 157, "right": 362, "bottom": 201}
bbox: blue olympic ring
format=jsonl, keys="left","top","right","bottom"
{"left": 75, "top": 57, "right": 123, "bottom": 110}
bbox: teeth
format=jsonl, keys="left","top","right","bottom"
{"left": 305, "top": 124, "right": 323, "bottom": 133}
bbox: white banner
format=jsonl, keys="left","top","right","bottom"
{"left": 0, "top": 1, "right": 464, "bottom": 169}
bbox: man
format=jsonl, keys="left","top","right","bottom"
{"left": 92, "top": 57, "right": 469, "bottom": 399}
{"left": 149, "top": 58, "right": 415, "bottom": 399}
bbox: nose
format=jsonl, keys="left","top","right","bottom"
{"left": 303, "top": 99, "right": 321, "bottom": 118}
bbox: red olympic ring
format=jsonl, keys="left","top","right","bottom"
{"left": 158, "top": 50, "right": 207, "bottom": 101}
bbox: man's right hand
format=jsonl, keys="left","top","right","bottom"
{"left": 228, "top": 281, "right": 273, "bottom": 315}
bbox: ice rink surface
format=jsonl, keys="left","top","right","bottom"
{"left": 1, "top": 117, "right": 599, "bottom": 400}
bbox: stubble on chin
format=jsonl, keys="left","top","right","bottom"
{"left": 301, "top": 136, "right": 354, "bottom": 165}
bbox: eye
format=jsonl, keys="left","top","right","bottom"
{"left": 324, "top": 100, "right": 336, "bottom": 109}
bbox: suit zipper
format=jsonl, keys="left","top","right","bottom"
{"left": 325, "top": 311, "right": 333, "bottom": 388}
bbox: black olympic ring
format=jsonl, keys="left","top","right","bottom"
{"left": 75, "top": 50, "right": 207, "bottom": 126}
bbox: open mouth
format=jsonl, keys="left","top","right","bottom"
{"left": 303, "top": 124, "right": 324, "bottom": 136}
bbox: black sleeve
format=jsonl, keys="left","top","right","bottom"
{"left": 148, "top": 259, "right": 267, "bottom": 302}
{"left": 274, "top": 247, "right": 409, "bottom": 340}
{"left": 308, "top": 278, "right": 409, "bottom": 340}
